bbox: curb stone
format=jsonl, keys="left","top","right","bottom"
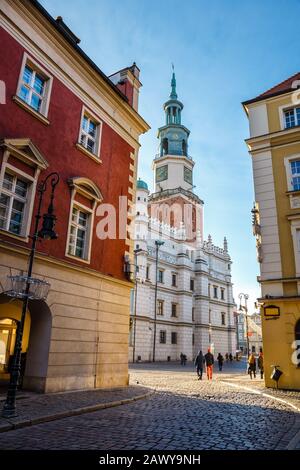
{"left": 0, "top": 390, "right": 155, "bottom": 433}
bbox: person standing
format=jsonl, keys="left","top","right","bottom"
{"left": 248, "top": 353, "right": 256, "bottom": 379}
{"left": 257, "top": 351, "right": 264, "bottom": 379}
{"left": 204, "top": 348, "right": 214, "bottom": 380}
{"left": 217, "top": 353, "right": 224, "bottom": 371}
{"left": 194, "top": 350, "right": 204, "bottom": 380}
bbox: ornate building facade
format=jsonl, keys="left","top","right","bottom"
{"left": 243, "top": 72, "right": 300, "bottom": 389}
{"left": 129, "top": 74, "right": 236, "bottom": 362}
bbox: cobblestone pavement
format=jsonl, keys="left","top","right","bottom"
{"left": 0, "top": 385, "right": 151, "bottom": 432}
{"left": 0, "top": 361, "right": 299, "bottom": 450}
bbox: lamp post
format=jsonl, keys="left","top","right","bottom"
{"left": 132, "top": 248, "right": 142, "bottom": 363}
{"left": 238, "top": 292, "right": 250, "bottom": 357}
{"left": 152, "top": 240, "right": 164, "bottom": 362}
{"left": 2, "top": 172, "right": 59, "bottom": 418}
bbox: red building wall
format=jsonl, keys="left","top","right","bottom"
{"left": 0, "top": 27, "right": 134, "bottom": 280}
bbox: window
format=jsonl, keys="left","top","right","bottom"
{"left": 80, "top": 112, "right": 101, "bottom": 157}
{"left": 221, "top": 312, "right": 226, "bottom": 326}
{"left": 158, "top": 270, "right": 164, "bottom": 283}
{"left": 213, "top": 286, "right": 218, "bottom": 299}
{"left": 221, "top": 288, "right": 225, "bottom": 300}
{"left": 172, "top": 273, "right": 177, "bottom": 287}
{"left": 284, "top": 107, "right": 300, "bottom": 129}
{"left": 192, "top": 333, "right": 195, "bottom": 345}
{"left": 290, "top": 160, "right": 300, "bottom": 191}
{"left": 157, "top": 300, "right": 164, "bottom": 316}
{"left": 66, "top": 177, "right": 102, "bottom": 263}
{"left": 16, "top": 55, "right": 52, "bottom": 118}
{"left": 146, "top": 265, "right": 150, "bottom": 280}
{"left": 192, "top": 307, "right": 195, "bottom": 322}
{"left": 171, "top": 332, "right": 177, "bottom": 344}
{"left": 190, "top": 279, "right": 194, "bottom": 291}
{"left": 68, "top": 206, "right": 90, "bottom": 259}
{"left": 160, "top": 330, "right": 166, "bottom": 344}
{"left": 171, "top": 303, "right": 177, "bottom": 317}
{"left": 0, "top": 172, "right": 30, "bottom": 235}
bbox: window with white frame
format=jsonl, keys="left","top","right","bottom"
{"left": 284, "top": 107, "right": 300, "bottom": 129}
{"left": 17, "top": 59, "right": 51, "bottom": 116}
{"left": 221, "top": 312, "right": 226, "bottom": 326}
{"left": 0, "top": 172, "right": 30, "bottom": 235}
{"left": 68, "top": 206, "right": 90, "bottom": 259}
{"left": 79, "top": 112, "right": 101, "bottom": 156}
{"left": 290, "top": 160, "right": 300, "bottom": 190}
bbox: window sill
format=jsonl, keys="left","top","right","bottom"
{"left": 65, "top": 253, "right": 91, "bottom": 265}
{"left": 12, "top": 95, "right": 50, "bottom": 125}
{"left": 286, "top": 190, "right": 300, "bottom": 196}
{"left": 75, "top": 143, "right": 102, "bottom": 164}
{"left": 0, "top": 228, "right": 29, "bottom": 243}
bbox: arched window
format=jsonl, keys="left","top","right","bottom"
{"left": 162, "top": 138, "right": 168, "bottom": 155}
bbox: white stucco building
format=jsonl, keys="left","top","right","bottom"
{"left": 129, "top": 72, "right": 236, "bottom": 362}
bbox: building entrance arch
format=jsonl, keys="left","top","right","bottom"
{"left": 0, "top": 294, "right": 52, "bottom": 392}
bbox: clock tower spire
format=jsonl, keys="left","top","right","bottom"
{"left": 154, "top": 69, "right": 194, "bottom": 192}
{"left": 150, "top": 70, "right": 203, "bottom": 242}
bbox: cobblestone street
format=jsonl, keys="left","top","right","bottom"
{"left": 0, "top": 361, "right": 299, "bottom": 450}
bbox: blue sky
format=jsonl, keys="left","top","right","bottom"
{"left": 40, "top": 0, "right": 300, "bottom": 311}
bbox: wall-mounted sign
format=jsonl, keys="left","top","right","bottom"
{"left": 264, "top": 305, "right": 280, "bottom": 318}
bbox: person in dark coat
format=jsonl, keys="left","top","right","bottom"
{"left": 204, "top": 348, "right": 214, "bottom": 380}
{"left": 257, "top": 352, "right": 264, "bottom": 379}
{"left": 194, "top": 350, "right": 204, "bottom": 380}
{"left": 217, "top": 353, "right": 224, "bottom": 371}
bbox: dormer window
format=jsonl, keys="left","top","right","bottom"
{"left": 284, "top": 107, "right": 300, "bottom": 129}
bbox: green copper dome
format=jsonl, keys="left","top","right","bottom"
{"left": 137, "top": 178, "right": 148, "bottom": 190}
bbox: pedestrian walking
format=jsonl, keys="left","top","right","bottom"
{"left": 194, "top": 350, "right": 204, "bottom": 379}
{"left": 180, "top": 352, "right": 184, "bottom": 366}
{"left": 229, "top": 353, "right": 233, "bottom": 362}
{"left": 217, "top": 353, "right": 224, "bottom": 371}
{"left": 204, "top": 348, "right": 214, "bottom": 380}
{"left": 257, "top": 351, "right": 264, "bottom": 379}
{"left": 225, "top": 353, "right": 229, "bottom": 362}
{"left": 248, "top": 353, "right": 256, "bottom": 379}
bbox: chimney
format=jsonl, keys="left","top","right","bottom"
{"left": 109, "top": 62, "right": 142, "bottom": 112}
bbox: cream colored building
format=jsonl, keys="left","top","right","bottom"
{"left": 243, "top": 73, "right": 300, "bottom": 389}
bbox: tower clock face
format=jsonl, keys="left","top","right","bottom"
{"left": 156, "top": 165, "right": 168, "bottom": 183}
{"left": 184, "top": 166, "right": 192, "bottom": 185}
{"left": 173, "top": 133, "right": 179, "bottom": 139}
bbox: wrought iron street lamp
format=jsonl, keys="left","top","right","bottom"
{"left": 132, "top": 248, "right": 142, "bottom": 363}
{"left": 238, "top": 292, "right": 250, "bottom": 357}
{"left": 2, "top": 172, "right": 60, "bottom": 418}
{"left": 152, "top": 239, "right": 164, "bottom": 362}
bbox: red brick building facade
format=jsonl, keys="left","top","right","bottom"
{"left": 0, "top": 0, "right": 149, "bottom": 392}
